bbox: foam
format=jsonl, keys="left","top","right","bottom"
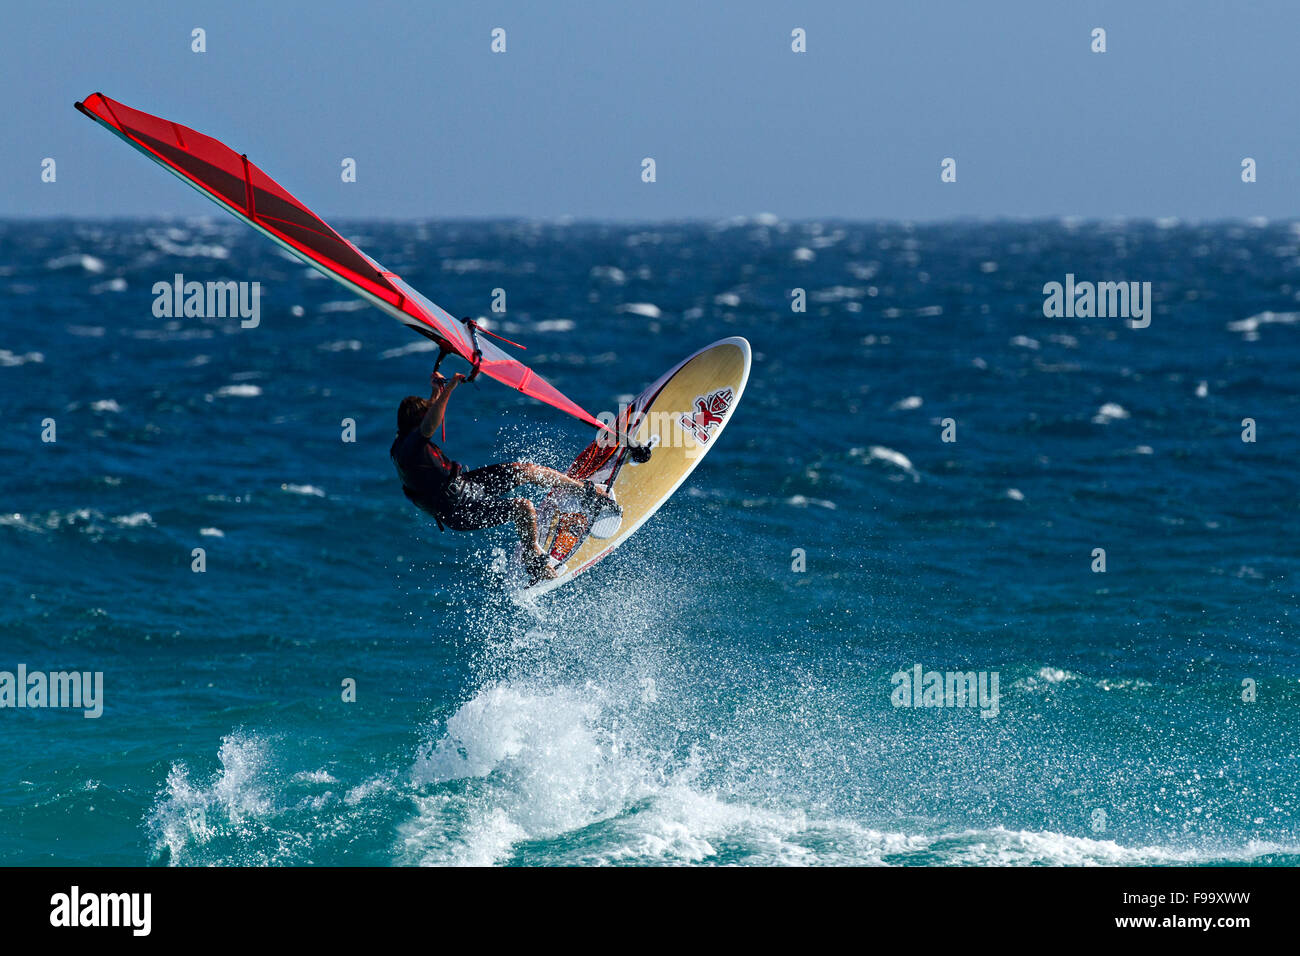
{"left": 147, "top": 731, "right": 397, "bottom": 866}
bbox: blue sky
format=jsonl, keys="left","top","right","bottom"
{"left": 6, "top": 0, "right": 1300, "bottom": 220}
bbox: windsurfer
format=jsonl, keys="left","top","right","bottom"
{"left": 391, "top": 371, "right": 617, "bottom": 580}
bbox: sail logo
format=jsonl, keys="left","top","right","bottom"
{"left": 679, "top": 388, "right": 733, "bottom": 445}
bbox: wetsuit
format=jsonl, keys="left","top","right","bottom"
{"left": 390, "top": 429, "right": 520, "bottom": 531}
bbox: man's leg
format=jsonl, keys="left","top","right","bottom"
{"left": 510, "top": 497, "right": 557, "bottom": 579}
{"left": 461, "top": 463, "right": 617, "bottom": 522}
{"left": 510, "top": 497, "right": 540, "bottom": 547}
{"left": 466, "top": 462, "right": 611, "bottom": 498}
{"left": 486, "top": 462, "right": 582, "bottom": 493}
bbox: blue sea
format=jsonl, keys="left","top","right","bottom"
{"left": 1, "top": 217, "right": 1297, "bottom": 866}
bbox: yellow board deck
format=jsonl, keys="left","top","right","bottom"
{"left": 527, "top": 337, "right": 751, "bottom": 593}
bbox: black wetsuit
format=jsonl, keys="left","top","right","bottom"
{"left": 390, "top": 429, "right": 519, "bottom": 531}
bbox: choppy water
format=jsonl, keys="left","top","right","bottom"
{"left": 1, "top": 217, "right": 1297, "bottom": 865}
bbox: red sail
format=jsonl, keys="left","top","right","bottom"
{"left": 76, "top": 92, "right": 608, "bottom": 432}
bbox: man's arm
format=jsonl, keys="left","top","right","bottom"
{"left": 420, "top": 371, "right": 466, "bottom": 437}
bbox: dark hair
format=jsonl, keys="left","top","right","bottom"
{"left": 397, "top": 396, "right": 430, "bottom": 435}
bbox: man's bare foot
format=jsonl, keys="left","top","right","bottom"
{"left": 579, "top": 479, "right": 618, "bottom": 511}
{"left": 524, "top": 547, "right": 558, "bottom": 581}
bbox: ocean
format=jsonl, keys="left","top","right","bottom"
{"left": 1, "top": 217, "right": 1296, "bottom": 865}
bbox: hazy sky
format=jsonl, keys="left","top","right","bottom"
{"left": 6, "top": 0, "right": 1300, "bottom": 220}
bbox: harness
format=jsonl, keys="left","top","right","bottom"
{"left": 402, "top": 484, "right": 445, "bottom": 531}
{"left": 395, "top": 432, "right": 464, "bottom": 533}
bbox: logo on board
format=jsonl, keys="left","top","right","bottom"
{"left": 679, "top": 388, "right": 733, "bottom": 445}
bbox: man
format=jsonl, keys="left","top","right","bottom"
{"left": 391, "top": 371, "right": 617, "bottom": 580}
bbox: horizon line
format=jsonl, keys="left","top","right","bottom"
{"left": 2, "top": 214, "right": 1298, "bottom": 227}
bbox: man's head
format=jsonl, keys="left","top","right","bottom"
{"left": 397, "top": 395, "right": 430, "bottom": 435}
